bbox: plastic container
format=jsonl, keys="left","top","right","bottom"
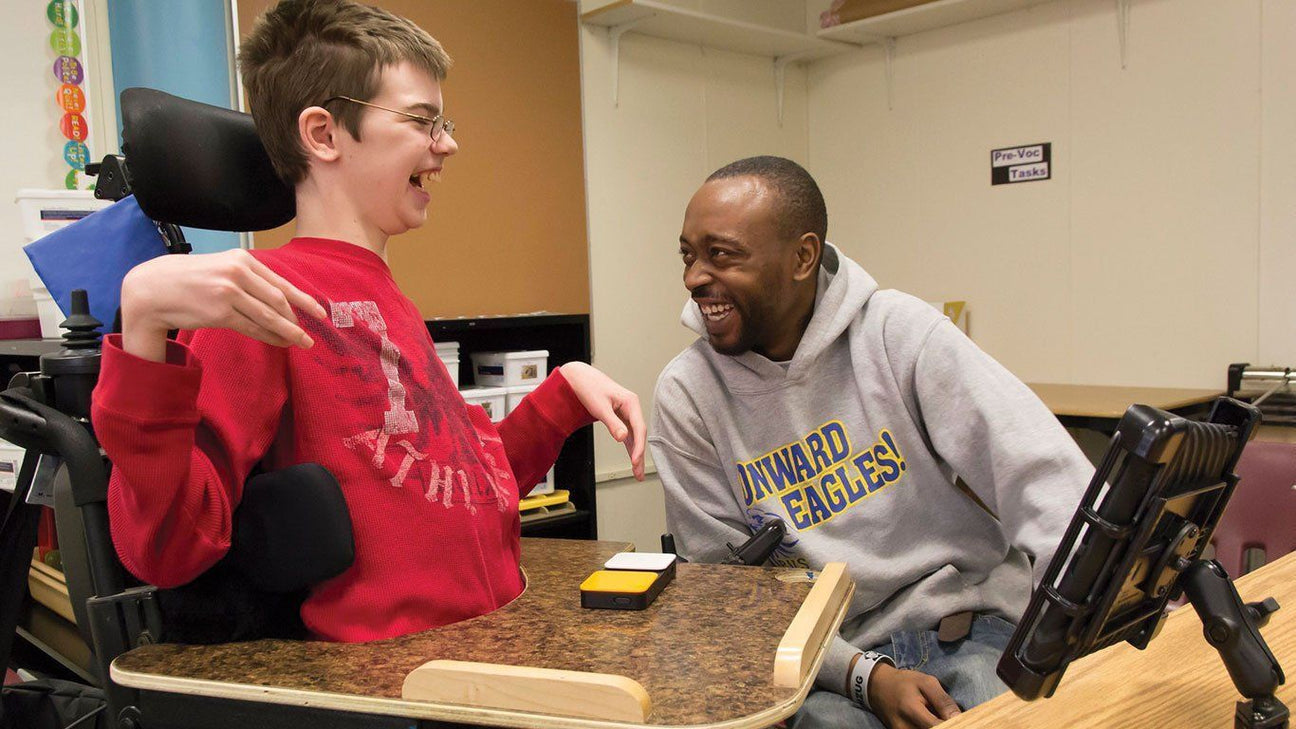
{"left": 16, "top": 189, "right": 113, "bottom": 243}
{"left": 460, "top": 385, "right": 507, "bottom": 422}
{"left": 0, "top": 440, "right": 24, "bottom": 493}
{"left": 504, "top": 383, "right": 540, "bottom": 415}
{"left": 30, "top": 289, "right": 67, "bottom": 338}
{"left": 471, "top": 350, "right": 548, "bottom": 387}
{"left": 439, "top": 354, "right": 461, "bottom": 388}
{"left": 434, "top": 341, "right": 460, "bottom": 387}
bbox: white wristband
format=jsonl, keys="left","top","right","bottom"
{"left": 848, "top": 651, "right": 894, "bottom": 711}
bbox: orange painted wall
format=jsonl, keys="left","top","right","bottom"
{"left": 235, "top": 0, "right": 590, "bottom": 317}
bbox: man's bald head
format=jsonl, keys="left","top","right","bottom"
{"left": 705, "top": 156, "right": 827, "bottom": 247}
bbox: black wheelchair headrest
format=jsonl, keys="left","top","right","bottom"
{"left": 121, "top": 87, "right": 295, "bottom": 232}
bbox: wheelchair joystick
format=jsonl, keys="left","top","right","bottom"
{"left": 36, "top": 288, "right": 103, "bottom": 421}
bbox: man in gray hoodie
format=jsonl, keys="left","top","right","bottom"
{"left": 650, "top": 156, "right": 1092, "bottom": 729}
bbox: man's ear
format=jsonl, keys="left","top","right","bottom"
{"left": 298, "top": 106, "right": 342, "bottom": 163}
{"left": 792, "top": 233, "right": 822, "bottom": 281}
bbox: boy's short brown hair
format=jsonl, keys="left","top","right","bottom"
{"left": 238, "top": 0, "right": 452, "bottom": 185}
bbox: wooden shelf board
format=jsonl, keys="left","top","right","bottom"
{"left": 584, "top": 0, "right": 858, "bottom": 60}
{"left": 818, "top": 0, "right": 1055, "bottom": 44}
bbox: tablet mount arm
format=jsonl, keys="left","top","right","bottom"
{"left": 1180, "top": 559, "right": 1287, "bottom": 729}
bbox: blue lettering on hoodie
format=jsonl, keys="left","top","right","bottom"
{"left": 736, "top": 423, "right": 906, "bottom": 530}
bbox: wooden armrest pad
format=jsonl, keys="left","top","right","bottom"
{"left": 402, "top": 659, "right": 651, "bottom": 723}
{"left": 773, "top": 562, "right": 854, "bottom": 688}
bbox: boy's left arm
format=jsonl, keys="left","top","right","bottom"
{"left": 496, "top": 363, "right": 645, "bottom": 492}
{"left": 911, "top": 320, "right": 1093, "bottom": 582}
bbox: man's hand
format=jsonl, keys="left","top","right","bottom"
{"left": 867, "top": 662, "right": 961, "bottom": 729}
{"left": 120, "top": 249, "right": 329, "bottom": 362}
{"left": 559, "top": 362, "right": 645, "bottom": 480}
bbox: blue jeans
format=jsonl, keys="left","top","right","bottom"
{"left": 789, "top": 614, "right": 1015, "bottom": 729}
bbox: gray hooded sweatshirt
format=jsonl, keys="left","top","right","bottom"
{"left": 649, "top": 243, "right": 1092, "bottom": 698}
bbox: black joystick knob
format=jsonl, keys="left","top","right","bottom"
{"left": 39, "top": 289, "right": 103, "bottom": 419}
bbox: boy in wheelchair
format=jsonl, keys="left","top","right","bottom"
{"left": 91, "top": 0, "right": 645, "bottom": 643}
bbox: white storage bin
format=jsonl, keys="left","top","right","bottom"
{"left": 16, "top": 189, "right": 113, "bottom": 244}
{"left": 0, "top": 439, "right": 25, "bottom": 493}
{"left": 32, "top": 289, "right": 65, "bottom": 338}
{"left": 504, "top": 384, "right": 540, "bottom": 415}
{"left": 438, "top": 354, "right": 461, "bottom": 388}
{"left": 470, "top": 350, "right": 548, "bottom": 387}
{"left": 460, "top": 385, "right": 507, "bottom": 422}
{"left": 434, "top": 341, "right": 460, "bottom": 387}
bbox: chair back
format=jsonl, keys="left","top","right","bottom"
{"left": 120, "top": 87, "right": 294, "bottom": 231}
{"left": 1211, "top": 439, "right": 1296, "bottom": 575}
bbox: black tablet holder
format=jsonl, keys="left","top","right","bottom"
{"left": 997, "top": 397, "right": 1288, "bottom": 729}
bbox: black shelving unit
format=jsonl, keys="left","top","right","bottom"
{"left": 426, "top": 314, "right": 596, "bottom": 540}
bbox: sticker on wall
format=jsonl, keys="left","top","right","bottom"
{"left": 63, "top": 140, "right": 90, "bottom": 170}
{"left": 47, "top": 0, "right": 78, "bottom": 28}
{"left": 60, "top": 113, "right": 89, "bottom": 142}
{"left": 57, "top": 84, "right": 86, "bottom": 113}
{"left": 48, "top": 27, "right": 81, "bottom": 56}
{"left": 53, "top": 56, "right": 83, "bottom": 85}
{"left": 46, "top": 0, "right": 90, "bottom": 189}
{"left": 991, "top": 143, "right": 1051, "bottom": 186}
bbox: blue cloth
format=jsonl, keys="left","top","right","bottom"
{"left": 23, "top": 196, "right": 166, "bottom": 332}
{"left": 789, "top": 614, "right": 1015, "bottom": 729}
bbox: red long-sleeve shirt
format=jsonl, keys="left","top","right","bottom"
{"left": 91, "top": 238, "right": 593, "bottom": 641}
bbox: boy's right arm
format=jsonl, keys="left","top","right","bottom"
{"left": 93, "top": 251, "right": 326, "bottom": 587}
{"left": 120, "top": 249, "right": 326, "bottom": 362}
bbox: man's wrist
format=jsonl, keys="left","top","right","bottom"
{"left": 846, "top": 650, "right": 894, "bottom": 711}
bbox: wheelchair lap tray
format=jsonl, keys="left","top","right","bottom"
{"left": 23, "top": 195, "right": 166, "bottom": 332}
{"left": 580, "top": 552, "right": 676, "bottom": 610}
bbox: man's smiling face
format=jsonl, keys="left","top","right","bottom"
{"left": 678, "top": 176, "right": 803, "bottom": 359}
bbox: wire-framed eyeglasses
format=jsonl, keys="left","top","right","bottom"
{"left": 323, "top": 96, "right": 456, "bottom": 141}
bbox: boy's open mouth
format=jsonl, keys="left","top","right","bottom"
{"left": 409, "top": 170, "right": 441, "bottom": 189}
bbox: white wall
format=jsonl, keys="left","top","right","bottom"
{"left": 596, "top": 474, "right": 668, "bottom": 552}
{"left": 579, "top": 19, "right": 811, "bottom": 477}
{"left": 578, "top": 5, "right": 811, "bottom": 546}
{"left": 808, "top": 0, "right": 1284, "bottom": 388}
{"left": 1259, "top": 0, "right": 1296, "bottom": 367}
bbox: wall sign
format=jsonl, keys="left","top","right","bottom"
{"left": 991, "top": 143, "right": 1050, "bottom": 186}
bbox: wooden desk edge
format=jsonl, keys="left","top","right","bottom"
{"left": 109, "top": 665, "right": 650, "bottom": 729}
{"left": 1026, "top": 383, "right": 1223, "bottom": 419}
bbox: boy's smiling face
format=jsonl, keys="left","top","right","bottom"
{"left": 335, "top": 61, "right": 458, "bottom": 239}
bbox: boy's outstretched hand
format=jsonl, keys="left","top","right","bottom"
{"left": 120, "top": 249, "right": 329, "bottom": 363}
{"left": 559, "top": 362, "right": 646, "bottom": 481}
